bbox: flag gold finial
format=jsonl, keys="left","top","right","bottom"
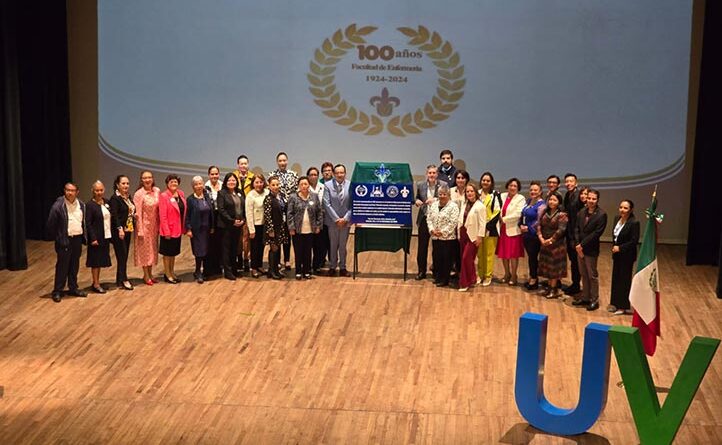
{"left": 652, "top": 185, "right": 657, "bottom": 199}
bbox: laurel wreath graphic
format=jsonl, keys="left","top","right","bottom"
{"left": 307, "top": 24, "right": 465, "bottom": 137}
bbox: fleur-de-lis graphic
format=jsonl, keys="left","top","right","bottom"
{"left": 373, "top": 163, "right": 392, "bottom": 183}
{"left": 369, "top": 88, "right": 400, "bottom": 117}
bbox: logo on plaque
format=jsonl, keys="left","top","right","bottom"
{"left": 355, "top": 184, "right": 369, "bottom": 197}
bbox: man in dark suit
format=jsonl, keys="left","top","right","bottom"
{"left": 572, "top": 189, "right": 607, "bottom": 311}
{"left": 46, "top": 183, "right": 88, "bottom": 303}
{"left": 415, "top": 164, "right": 439, "bottom": 279}
{"left": 562, "top": 173, "right": 583, "bottom": 294}
{"left": 437, "top": 149, "right": 456, "bottom": 185}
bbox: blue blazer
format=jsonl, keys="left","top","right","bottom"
{"left": 323, "top": 180, "right": 351, "bottom": 226}
{"left": 185, "top": 192, "right": 215, "bottom": 233}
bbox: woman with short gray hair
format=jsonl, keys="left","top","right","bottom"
{"left": 185, "top": 176, "right": 214, "bottom": 283}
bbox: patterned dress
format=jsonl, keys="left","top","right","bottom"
{"left": 263, "top": 192, "right": 289, "bottom": 246}
{"left": 133, "top": 187, "right": 160, "bottom": 267}
{"left": 537, "top": 210, "right": 568, "bottom": 279}
{"left": 267, "top": 169, "right": 298, "bottom": 201}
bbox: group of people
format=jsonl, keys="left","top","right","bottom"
{"left": 47, "top": 152, "right": 354, "bottom": 303}
{"left": 47, "top": 149, "right": 640, "bottom": 313}
{"left": 416, "top": 150, "right": 640, "bottom": 312}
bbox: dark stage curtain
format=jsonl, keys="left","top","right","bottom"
{"left": 687, "top": 0, "right": 721, "bottom": 270}
{"left": 0, "top": 1, "right": 72, "bottom": 270}
{"left": 0, "top": 1, "right": 27, "bottom": 270}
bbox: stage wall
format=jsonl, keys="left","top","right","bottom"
{"left": 68, "top": 0, "right": 704, "bottom": 243}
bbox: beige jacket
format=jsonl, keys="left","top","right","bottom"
{"left": 499, "top": 192, "right": 526, "bottom": 237}
{"left": 458, "top": 200, "right": 487, "bottom": 241}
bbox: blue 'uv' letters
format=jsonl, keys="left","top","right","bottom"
{"left": 515, "top": 312, "right": 611, "bottom": 435}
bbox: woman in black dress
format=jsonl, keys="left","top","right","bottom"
{"left": 109, "top": 175, "right": 136, "bottom": 290}
{"left": 217, "top": 172, "right": 245, "bottom": 280}
{"left": 609, "top": 199, "right": 640, "bottom": 315}
{"left": 86, "top": 181, "right": 112, "bottom": 293}
{"left": 186, "top": 176, "right": 214, "bottom": 283}
{"left": 263, "top": 176, "right": 290, "bottom": 280}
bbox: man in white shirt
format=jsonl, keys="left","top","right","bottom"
{"left": 46, "top": 183, "right": 87, "bottom": 302}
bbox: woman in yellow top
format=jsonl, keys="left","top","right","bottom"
{"left": 477, "top": 172, "right": 502, "bottom": 286}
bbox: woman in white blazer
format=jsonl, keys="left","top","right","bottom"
{"left": 458, "top": 184, "right": 487, "bottom": 291}
{"left": 245, "top": 174, "right": 269, "bottom": 277}
{"left": 496, "top": 178, "right": 526, "bottom": 285}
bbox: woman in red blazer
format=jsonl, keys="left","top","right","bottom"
{"left": 158, "top": 174, "right": 187, "bottom": 283}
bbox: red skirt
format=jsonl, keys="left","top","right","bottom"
{"left": 495, "top": 224, "right": 524, "bottom": 259}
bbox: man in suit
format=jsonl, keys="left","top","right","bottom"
{"left": 562, "top": 173, "right": 583, "bottom": 295}
{"left": 437, "top": 149, "right": 456, "bottom": 185}
{"left": 323, "top": 164, "right": 352, "bottom": 277}
{"left": 415, "top": 164, "right": 440, "bottom": 280}
{"left": 572, "top": 189, "right": 607, "bottom": 311}
{"left": 46, "top": 182, "right": 88, "bottom": 303}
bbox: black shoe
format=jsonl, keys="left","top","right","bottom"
{"left": 563, "top": 285, "right": 581, "bottom": 295}
{"left": 303, "top": 274, "right": 312, "bottom": 280}
{"left": 572, "top": 299, "right": 589, "bottom": 307}
{"left": 92, "top": 285, "right": 107, "bottom": 294}
{"left": 118, "top": 281, "right": 134, "bottom": 290}
{"left": 326, "top": 269, "right": 338, "bottom": 277}
{"left": 51, "top": 292, "right": 62, "bottom": 303}
{"left": 194, "top": 273, "right": 204, "bottom": 284}
{"left": 415, "top": 273, "right": 427, "bottom": 280}
{"left": 68, "top": 289, "right": 87, "bottom": 298}
{"left": 586, "top": 302, "right": 600, "bottom": 311}
{"left": 224, "top": 273, "right": 237, "bottom": 281}
{"left": 285, "top": 263, "right": 292, "bottom": 271}
{"left": 295, "top": 274, "right": 302, "bottom": 280}
{"left": 339, "top": 269, "right": 350, "bottom": 277}
{"left": 164, "top": 275, "right": 179, "bottom": 284}
{"left": 243, "top": 259, "right": 250, "bottom": 272}
{"left": 435, "top": 282, "right": 449, "bottom": 288}
{"left": 524, "top": 282, "right": 539, "bottom": 291}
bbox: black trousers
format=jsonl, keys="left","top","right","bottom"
{"left": 432, "top": 239, "right": 455, "bottom": 285}
{"left": 205, "top": 226, "right": 222, "bottom": 275}
{"left": 566, "top": 238, "right": 581, "bottom": 287}
{"left": 610, "top": 252, "right": 635, "bottom": 310}
{"left": 417, "top": 222, "right": 431, "bottom": 274}
{"left": 221, "top": 226, "right": 241, "bottom": 275}
{"left": 283, "top": 240, "right": 291, "bottom": 264}
{"left": 523, "top": 235, "right": 541, "bottom": 279}
{"left": 250, "top": 225, "right": 265, "bottom": 269}
{"left": 111, "top": 232, "right": 132, "bottom": 283}
{"left": 54, "top": 235, "right": 83, "bottom": 292}
{"left": 313, "top": 224, "right": 329, "bottom": 270}
{"left": 292, "top": 233, "right": 314, "bottom": 275}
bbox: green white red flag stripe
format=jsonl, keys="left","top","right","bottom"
{"left": 629, "top": 194, "right": 661, "bottom": 356}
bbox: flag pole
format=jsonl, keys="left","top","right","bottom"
{"left": 652, "top": 184, "right": 657, "bottom": 199}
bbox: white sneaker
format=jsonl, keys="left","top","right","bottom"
{"left": 459, "top": 287, "right": 469, "bottom": 292}
{"left": 481, "top": 278, "right": 492, "bottom": 287}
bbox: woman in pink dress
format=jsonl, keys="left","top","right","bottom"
{"left": 496, "top": 177, "right": 526, "bottom": 285}
{"left": 134, "top": 170, "right": 161, "bottom": 285}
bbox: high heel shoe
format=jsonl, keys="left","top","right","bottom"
{"left": 163, "top": 275, "right": 179, "bottom": 284}
{"left": 144, "top": 279, "right": 154, "bottom": 286}
{"left": 117, "top": 281, "right": 134, "bottom": 290}
{"left": 92, "top": 285, "right": 107, "bottom": 294}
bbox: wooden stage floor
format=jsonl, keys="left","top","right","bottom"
{"left": 0, "top": 239, "right": 720, "bottom": 444}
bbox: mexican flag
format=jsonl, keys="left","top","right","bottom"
{"left": 629, "top": 194, "right": 662, "bottom": 356}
